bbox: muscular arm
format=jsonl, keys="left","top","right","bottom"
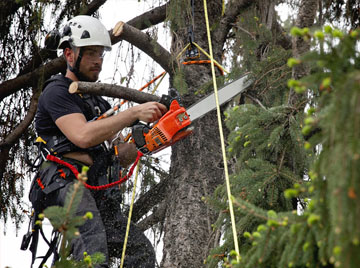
{"left": 55, "top": 101, "right": 167, "bottom": 149}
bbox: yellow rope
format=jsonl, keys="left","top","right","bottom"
{"left": 176, "top": 43, "right": 191, "bottom": 61}
{"left": 221, "top": 0, "right": 225, "bottom": 16}
{"left": 120, "top": 160, "right": 141, "bottom": 268}
{"left": 203, "top": 0, "right": 240, "bottom": 262}
{"left": 119, "top": 69, "right": 166, "bottom": 267}
{"left": 191, "top": 42, "right": 229, "bottom": 74}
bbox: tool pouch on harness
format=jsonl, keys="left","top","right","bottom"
{"left": 29, "top": 163, "right": 73, "bottom": 214}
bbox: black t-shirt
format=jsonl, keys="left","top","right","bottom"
{"left": 35, "top": 74, "right": 111, "bottom": 139}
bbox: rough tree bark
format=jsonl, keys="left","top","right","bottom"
{"left": 288, "top": 0, "right": 319, "bottom": 106}
{"left": 161, "top": 0, "right": 238, "bottom": 267}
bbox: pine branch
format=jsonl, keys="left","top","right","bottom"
{"left": 0, "top": 89, "right": 40, "bottom": 149}
{"left": 243, "top": 93, "right": 267, "bottom": 110}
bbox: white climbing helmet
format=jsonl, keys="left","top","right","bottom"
{"left": 58, "top": 15, "right": 112, "bottom": 51}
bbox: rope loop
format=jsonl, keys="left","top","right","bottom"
{"left": 46, "top": 151, "right": 143, "bottom": 190}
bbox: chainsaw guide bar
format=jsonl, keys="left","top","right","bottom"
{"left": 132, "top": 75, "right": 251, "bottom": 155}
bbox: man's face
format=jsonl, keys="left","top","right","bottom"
{"left": 77, "top": 46, "right": 105, "bottom": 82}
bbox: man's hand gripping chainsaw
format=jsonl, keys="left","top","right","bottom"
{"left": 130, "top": 88, "right": 193, "bottom": 155}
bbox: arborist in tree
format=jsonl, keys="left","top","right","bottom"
{"left": 28, "top": 15, "right": 167, "bottom": 268}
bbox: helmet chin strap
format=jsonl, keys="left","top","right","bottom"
{"left": 68, "top": 47, "right": 91, "bottom": 82}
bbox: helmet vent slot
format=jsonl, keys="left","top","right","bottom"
{"left": 81, "top": 30, "right": 90, "bottom": 39}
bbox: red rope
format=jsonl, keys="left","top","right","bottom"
{"left": 46, "top": 151, "right": 143, "bottom": 190}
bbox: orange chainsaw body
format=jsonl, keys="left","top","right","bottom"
{"left": 142, "top": 100, "right": 193, "bottom": 154}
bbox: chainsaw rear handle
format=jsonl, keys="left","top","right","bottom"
{"left": 132, "top": 123, "right": 151, "bottom": 154}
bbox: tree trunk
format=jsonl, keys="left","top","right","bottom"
{"left": 161, "top": 1, "right": 226, "bottom": 267}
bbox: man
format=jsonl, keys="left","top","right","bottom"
{"left": 30, "top": 15, "right": 167, "bottom": 267}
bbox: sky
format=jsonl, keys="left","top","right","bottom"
{"left": 0, "top": 1, "right": 170, "bottom": 267}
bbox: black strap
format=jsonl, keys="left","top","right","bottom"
{"left": 29, "top": 225, "right": 39, "bottom": 267}
{"left": 37, "top": 230, "right": 60, "bottom": 268}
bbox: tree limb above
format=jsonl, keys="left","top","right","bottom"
{"left": 0, "top": 3, "right": 170, "bottom": 101}
{"left": 126, "top": 2, "right": 168, "bottom": 30}
{"left": 111, "top": 21, "right": 174, "bottom": 76}
{"left": 69, "top": 81, "right": 161, "bottom": 103}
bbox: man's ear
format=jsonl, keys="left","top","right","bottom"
{"left": 64, "top": 48, "right": 75, "bottom": 66}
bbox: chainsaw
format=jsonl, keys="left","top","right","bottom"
{"left": 131, "top": 75, "right": 252, "bottom": 155}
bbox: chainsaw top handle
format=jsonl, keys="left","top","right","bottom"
{"left": 159, "top": 88, "right": 182, "bottom": 109}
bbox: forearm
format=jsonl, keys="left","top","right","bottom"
{"left": 56, "top": 101, "right": 167, "bottom": 149}
{"left": 82, "top": 108, "right": 138, "bottom": 147}
{"left": 56, "top": 107, "right": 138, "bottom": 149}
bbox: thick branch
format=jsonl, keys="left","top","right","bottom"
{"left": 137, "top": 201, "right": 167, "bottom": 231}
{"left": 111, "top": 21, "right": 174, "bottom": 76}
{"left": 124, "top": 175, "right": 170, "bottom": 223}
{"left": 126, "top": 2, "right": 168, "bottom": 30}
{"left": 216, "top": 0, "right": 254, "bottom": 45}
{"left": 0, "top": 91, "right": 40, "bottom": 149}
{"left": 0, "top": 57, "right": 66, "bottom": 101}
{"left": 69, "top": 81, "right": 160, "bottom": 103}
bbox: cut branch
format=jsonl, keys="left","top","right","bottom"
{"left": 69, "top": 81, "right": 160, "bottom": 103}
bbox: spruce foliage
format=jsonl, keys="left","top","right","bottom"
{"left": 38, "top": 168, "right": 105, "bottom": 267}
{"left": 207, "top": 26, "right": 360, "bottom": 268}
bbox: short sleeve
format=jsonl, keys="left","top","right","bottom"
{"left": 41, "top": 83, "right": 84, "bottom": 122}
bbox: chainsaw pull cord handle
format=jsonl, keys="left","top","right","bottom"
{"left": 203, "top": 0, "right": 240, "bottom": 261}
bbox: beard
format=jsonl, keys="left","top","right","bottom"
{"left": 78, "top": 67, "right": 100, "bottom": 82}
